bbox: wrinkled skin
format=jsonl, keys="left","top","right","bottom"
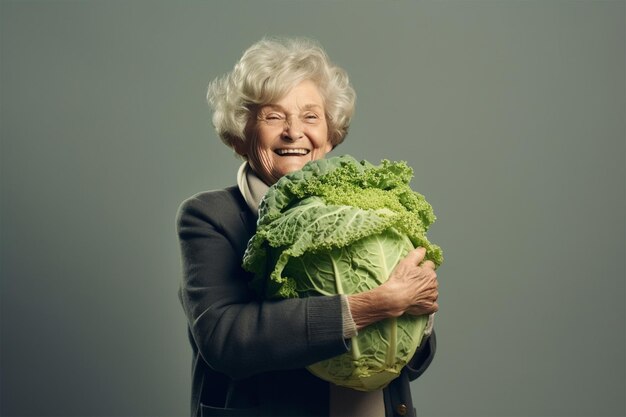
{"left": 235, "top": 80, "right": 333, "bottom": 186}
{"left": 348, "top": 247, "right": 438, "bottom": 330}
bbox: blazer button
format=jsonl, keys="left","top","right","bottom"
{"left": 396, "top": 403, "right": 408, "bottom": 416}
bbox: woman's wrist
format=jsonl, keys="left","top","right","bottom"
{"left": 340, "top": 295, "right": 358, "bottom": 338}
{"left": 346, "top": 286, "right": 405, "bottom": 330}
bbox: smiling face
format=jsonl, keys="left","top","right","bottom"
{"left": 237, "top": 80, "right": 333, "bottom": 185}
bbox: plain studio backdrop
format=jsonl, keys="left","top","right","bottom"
{"left": 1, "top": 1, "right": 624, "bottom": 416}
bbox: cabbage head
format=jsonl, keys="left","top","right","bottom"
{"left": 242, "top": 155, "right": 443, "bottom": 391}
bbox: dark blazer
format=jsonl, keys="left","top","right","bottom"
{"left": 177, "top": 186, "right": 436, "bottom": 417}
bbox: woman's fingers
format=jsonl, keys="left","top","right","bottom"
{"left": 406, "top": 300, "right": 438, "bottom": 316}
{"left": 404, "top": 247, "right": 426, "bottom": 265}
{"left": 421, "top": 260, "right": 436, "bottom": 270}
{"left": 404, "top": 248, "right": 438, "bottom": 270}
{"left": 385, "top": 247, "right": 440, "bottom": 317}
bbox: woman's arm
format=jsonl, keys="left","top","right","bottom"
{"left": 177, "top": 193, "right": 348, "bottom": 380}
{"left": 347, "top": 247, "right": 439, "bottom": 330}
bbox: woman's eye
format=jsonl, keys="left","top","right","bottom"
{"left": 304, "top": 114, "right": 319, "bottom": 122}
{"left": 262, "top": 113, "right": 285, "bottom": 124}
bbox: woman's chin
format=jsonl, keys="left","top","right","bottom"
{"left": 276, "top": 159, "right": 311, "bottom": 176}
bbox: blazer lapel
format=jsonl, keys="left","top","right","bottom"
{"left": 240, "top": 208, "right": 258, "bottom": 238}
{"left": 223, "top": 186, "right": 258, "bottom": 257}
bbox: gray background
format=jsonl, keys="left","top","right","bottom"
{"left": 1, "top": 1, "right": 624, "bottom": 416}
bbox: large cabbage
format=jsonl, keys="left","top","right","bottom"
{"left": 243, "top": 155, "right": 443, "bottom": 391}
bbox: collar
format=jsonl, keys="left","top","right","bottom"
{"left": 236, "top": 162, "right": 270, "bottom": 216}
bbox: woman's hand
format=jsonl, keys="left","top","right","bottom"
{"left": 383, "top": 247, "right": 439, "bottom": 317}
{"left": 347, "top": 247, "right": 439, "bottom": 330}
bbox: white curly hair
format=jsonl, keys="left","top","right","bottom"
{"left": 206, "top": 37, "right": 356, "bottom": 149}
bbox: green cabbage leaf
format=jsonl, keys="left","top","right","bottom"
{"left": 242, "top": 155, "right": 443, "bottom": 391}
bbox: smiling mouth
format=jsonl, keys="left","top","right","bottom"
{"left": 275, "top": 148, "right": 310, "bottom": 156}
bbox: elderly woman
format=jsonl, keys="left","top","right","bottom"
{"left": 177, "top": 37, "right": 439, "bottom": 417}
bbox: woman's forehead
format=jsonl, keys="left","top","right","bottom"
{"left": 259, "top": 103, "right": 323, "bottom": 112}
{"left": 260, "top": 81, "right": 324, "bottom": 109}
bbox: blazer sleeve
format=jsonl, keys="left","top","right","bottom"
{"left": 404, "top": 330, "right": 437, "bottom": 381}
{"left": 176, "top": 192, "right": 348, "bottom": 381}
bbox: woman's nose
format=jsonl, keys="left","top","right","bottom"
{"left": 283, "top": 118, "right": 304, "bottom": 140}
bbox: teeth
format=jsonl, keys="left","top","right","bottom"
{"left": 276, "top": 148, "right": 309, "bottom": 155}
